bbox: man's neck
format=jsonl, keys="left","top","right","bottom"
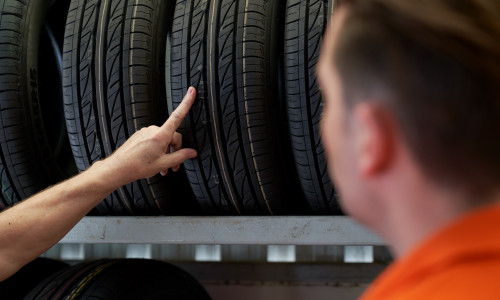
{"left": 376, "top": 185, "right": 500, "bottom": 258}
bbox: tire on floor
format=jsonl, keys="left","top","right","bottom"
{"left": 25, "top": 259, "right": 211, "bottom": 299}
{"left": 0, "top": 258, "right": 68, "bottom": 299}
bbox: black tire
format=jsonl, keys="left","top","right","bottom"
{"left": 63, "top": 0, "right": 196, "bottom": 215}
{"left": 284, "top": 0, "right": 340, "bottom": 213}
{"left": 0, "top": 0, "right": 76, "bottom": 211}
{"left": 26, "top": 259, "right": 211, "bottom": 300}
{"left": 0, "top": 258, "right": 68, "bottom": 300}
{"left": 24, "top": 259, "right": 114, "bottom": 299}
{"left": 168, "top": 0, "right": 304, "bottom": 215}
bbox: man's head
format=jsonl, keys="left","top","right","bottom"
{"left": 318, "top": 0, "right": 500, "bottom": 227}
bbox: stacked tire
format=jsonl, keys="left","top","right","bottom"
{"left": 167, "top": 0, "right": 304, "bottom": 215}
{"left": 0, "top": 0, "right": 341, "bottom": 215}
{"left": 62, "top": 0, "right": 198, "bottom": 216}
{"left": 166, "top": 0, "right": 340, "bottom": 215}
{"left": 0, "top": 0, "right": 76, "bottom": 211}
{"left": 284, "top": 0, "right": 339, "bottom": 213}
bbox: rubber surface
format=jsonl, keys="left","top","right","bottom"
{"left": 63, "top": 0, "right": 191, "bottom": 215}
{"left": 0, "top": 258, "right": 68, "bottom": 300}
{"left": 39, "top": 0, "right": 77, "bottom": 181}
{"left": 0, "top": 0, "right": 75, "bottom": 211}
{"left": 24, "top": 259, "right": 116, "bottom": 299}
{"left": 168, "top": 0, "right": 304, "bottom": 215}
{"left": 284, "top": 0, "right": 340, "bottom": 213}
{"left": 26, "top": 259, "right": 211, "bottom": 300}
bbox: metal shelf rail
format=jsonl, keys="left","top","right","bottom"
{"left": 50, "top": 216, "right": 389, "bottom": 300}
{"left": 60, "top": 216, "right": 384, "bottom": 245}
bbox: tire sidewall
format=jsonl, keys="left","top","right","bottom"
{"left": 24, "top": 0, "right": 55, "bottom": 184}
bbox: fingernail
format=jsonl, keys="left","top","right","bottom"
{"left": 187, "top": 87, "right": 193, "bottom": 94}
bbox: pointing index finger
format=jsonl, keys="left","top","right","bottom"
{"left": 162, "top": 87, "right": 196, "bottom": 133}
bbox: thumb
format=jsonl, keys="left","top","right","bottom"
{"left": 159, "top": 148, "right": 197, "bottom": 170}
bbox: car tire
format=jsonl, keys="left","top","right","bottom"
{"left": 168, "top": 0, "right": 305, "bottom": 215}
{"left": 0, "top": 258, "right": 68, "bottom": 300}
{"left": 25, "top": 259, "right": 211, "bottom": 300}
{"left": 284, "top": 0, "right": 340, "bottom": 213}
{"left": 62, "top": 0, "right": 197, "bottom": 215}
{"left": 0, "top": 0, "right": 76, "bottom": 211}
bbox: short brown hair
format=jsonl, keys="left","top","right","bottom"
{"left": 334, "top": 0, "right": 500, "bottom": 196}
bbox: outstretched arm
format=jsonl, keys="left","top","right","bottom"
{"left": 0, "top": 87, "right": 198, "bottom": 282}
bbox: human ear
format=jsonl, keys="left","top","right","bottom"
{"left": 352, "top": 103, "right": 394, "bottom": 178}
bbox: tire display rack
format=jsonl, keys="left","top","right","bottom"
{"left": 59, "top": 216, "right": 384, "bottom": 246}
{"left": 50, "top": 0, "right": 384, "bottom": 253}
{"left": 0, "top": 0, "right": 386, "bottom": 298}
{"left": 53, "top": 216, "right": 387, "bottom": 300}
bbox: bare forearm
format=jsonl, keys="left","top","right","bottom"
{"left": 0, "top": 88, "right": 197, "bottom": 282}
{"left": 0, "top": 160, "right": 123, "bottom": 281}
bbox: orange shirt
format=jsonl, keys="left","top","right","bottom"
{"left": 360, "top": 203, "right": 500, "bottom": 300}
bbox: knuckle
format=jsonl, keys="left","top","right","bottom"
{"left": 170, "top": 111, "right": 182, "bottom": 120}
{"left": 151, "top": 135, "right": 163, "bottom": 144}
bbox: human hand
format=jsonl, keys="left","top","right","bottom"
{"left": 103, "top": 87, "right": 197, "bottom": 184}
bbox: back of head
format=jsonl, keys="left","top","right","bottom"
{"left": 334, "top": 0, "right": 500, "bottom": 198}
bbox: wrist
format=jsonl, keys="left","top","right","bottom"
{"left": 87, "top": 158, "right": 132, "bottom": 191}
